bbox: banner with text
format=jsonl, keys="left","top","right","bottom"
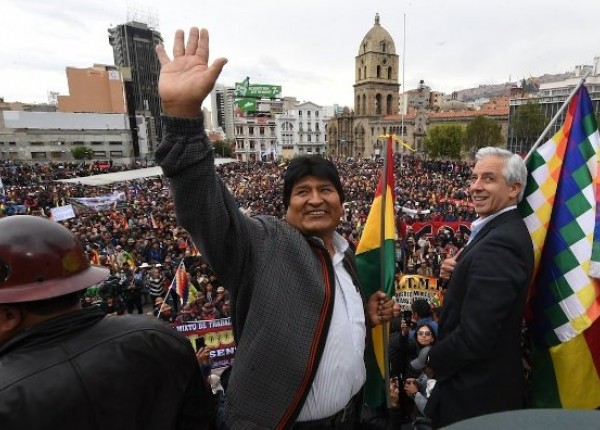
{"left": 396, "top": 275, "right": 444, "bottom": 309}
{"left": 50, "top": 204, "right": 76, "bottom": 222}
{"left": 173, "top": 318, "right": 236, "bottom": 368}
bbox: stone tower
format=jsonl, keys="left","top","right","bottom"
{"left": 353, "top": 13, "right": 400, "bottom": 157}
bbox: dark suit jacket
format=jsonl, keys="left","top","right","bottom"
{"left": 425, "top": 209, "right": 533, "bottom": 428}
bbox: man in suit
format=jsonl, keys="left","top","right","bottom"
{"left": 424, "top": 147, "right": 534, "bottom": 428}
{"left": 154, "top": 27, "right": 393, "bottom": 429}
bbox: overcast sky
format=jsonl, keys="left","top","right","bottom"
{"left": 2, "top": 0, "right": 598, "bottom": 107}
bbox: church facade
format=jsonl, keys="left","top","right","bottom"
{"left": 328, "top": 14, "right": 401, "bottom": 159}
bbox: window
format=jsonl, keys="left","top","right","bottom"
{"left": 93, "top": 151, "right": 106, "bottom": 157}
{"left": 375, "top": 94, "right": 382, "bottom": 115}
{"left": 307, "top": 111, "right": 311, "bottom": 117}
{"left": 109, "top": 141, "right": 121, "bottom": 146}
{"left": 31, "top": 152, "right": 47, "bottom": 160}
{"left": 249, "top": 126, "right": 254, "bottom": 136}
{"left": 30, "top": 141, "right": 44, "bottom": 146}
{"left": 299, "top": 110, "right": 303, "bottom": 116}
{"left": 50, "top": 151, "right": 64, "bottom": 159}
{"left": 109, "top": 150, "right": 123, "bottom": 157}
{"left": 91, "top": 141, "right": 103, "bottom": 146}
{"left": 259, "top": 127, "right": 265, "bottom": 136}
{"left": 315, "top": 111, "right": 319, "bottom": 118}
{"left": 9, "top": 142, "right": 16, "bottom": 146}
{"left": 72, "top": 141, "right": 84, "bottom": 145}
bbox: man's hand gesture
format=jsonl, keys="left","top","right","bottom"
{"left": 156, "top": 27, "right": 227, "bottom": 118}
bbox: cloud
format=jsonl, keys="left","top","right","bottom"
{"left": 1, "top": 0, "right": 599, "bottom": 106}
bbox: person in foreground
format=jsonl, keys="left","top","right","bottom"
{"left": 155, "top": 27, "right": 393, "bottom": 429}
{"left": 424, "top": 147, "right": 534, "bottom": 428}
{"left": 0, "top": 215, "right": 214, "bottom": 430}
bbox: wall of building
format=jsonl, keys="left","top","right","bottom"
{"left": 0, "top": 111, "right": 136, "bottom": 163}
{"left": 58, "top": 66, "right": 127, "bottom": 114}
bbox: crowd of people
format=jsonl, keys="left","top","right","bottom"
{"left": 0, "top": 152, "right": 473, "bottom": 428}
{"left": 0, "top": 154, "right": 474, "bottom": 280}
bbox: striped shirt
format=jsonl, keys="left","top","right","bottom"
{"left": 146, "top": 275, "right": 165, "bottom": 297}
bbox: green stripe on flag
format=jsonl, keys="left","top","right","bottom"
{"left": 356, "top": 241, "right": 396, "bottom": 408}
{"left": 356, "top": 241, "right": 396, "bottom": 297}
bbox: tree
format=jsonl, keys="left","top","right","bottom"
{"left": 71, "top": 146, "right": 93, "bottom": 160}
{"left": 424, "top": 124, "right": 465, "bottom": 159}
{"left": 512, "top": 101, "right": 547, "bottom": 149}
{"left": 212, "top": 140, "right": 233, "bottom": 158}
{"left": 465, "top": 116, "right": 503, "bottom": 152}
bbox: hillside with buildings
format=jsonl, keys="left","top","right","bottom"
{"left": 455, "top": 72, "right": 573, "bottom": 101}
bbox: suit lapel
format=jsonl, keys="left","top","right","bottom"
{"left": 456, "top": 209, "right": 519, "bottom": 262}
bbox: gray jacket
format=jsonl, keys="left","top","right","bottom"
{"left": 156, "top": 116, "right": 373, "bottom": 429}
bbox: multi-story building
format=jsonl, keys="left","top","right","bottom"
{"left": 0, "top": 110, "right": 137, "bottom": 163}
{"left": 275, "top": 101, "right": 332, "bottom": 161}
{"left": 234, "top": 98, "right": 281, "bottom": 162}
{"left": 210, "top": 84, "right": 236, "bottom": 142}
{"left": 507, "top": 57, "right": 600, "bottom": 154}
{"left": 108, "top": 21, "right": 163, "bottom": 151}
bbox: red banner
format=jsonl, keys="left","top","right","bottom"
{"left": 400, "top": 221, "right": 471, "bottom": 239}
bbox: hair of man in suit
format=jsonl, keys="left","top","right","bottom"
{"left": 282, "top": 155, "right": 345, "bottom": 209}
{"left": 475, "top": 147, "right": 528, "bottom": 202}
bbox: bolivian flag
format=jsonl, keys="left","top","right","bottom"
{"left": 356, "top": 135, "right": 396, "bottom": 407}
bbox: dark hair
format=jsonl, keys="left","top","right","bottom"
{"left": 415, "top": 322, "right": 437, "bottom": 342}
{"left": 411, "top": 299, "right": 432, "bottom": 319}
{"left": 283, "top": 155, "right": 345, "bottom": 208}
{"left": 15, "top": 291, "right": 83, "bottom": 316}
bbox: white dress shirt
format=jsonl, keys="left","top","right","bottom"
{"left": 467, "top": 205, "right": 516, "bottom": 244}
{"left": 297, "top": 232, "right": 367, "bottom": 421}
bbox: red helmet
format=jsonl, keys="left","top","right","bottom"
{"left": 0, "top": 215, "right": 109, "bottom": 303}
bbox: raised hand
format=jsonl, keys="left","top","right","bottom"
{"left": 439, "top": 247, "right": 463, "bottom": 280}
{"left": 156, "top": 27, "right": 228, "bottom": 118}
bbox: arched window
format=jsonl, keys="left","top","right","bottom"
{"left": 387, "top": 67, "right": 392, "bottom": 80}
{"left": 358, "top": 68, "right": 361, "bottom": 80}
{"left": 363, "top": 66, "right": 367, "bottom": 79}
{"left": 356, "top": 96, "right": 361, "bottom": 115}
{"left": 387, "top": 94, "right": 393, "bottom": 115}
{"left": 376, "top": 65, "right": 381, "bottom": 78}
{"left": 381, "top": 41, "right": 387, "bottom": 52}
{"left": 362, "top": 94, "right": 367, "bottom": 116}
{"left": 375, "top": 94, "right": 382, "bottom": 115}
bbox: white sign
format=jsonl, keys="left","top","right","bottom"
{"left": 50, "top": 204, "right": 76, "bottom": 222}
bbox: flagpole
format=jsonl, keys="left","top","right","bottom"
{"left": 380, "top": 135, "right": 392, "bottom": 408}
{"left": 524, "top": 73, "right": 589, "bottom": 163}
{"left": 156, "top": 258, "right": 184, "bottom": 319}
{"left": 400, "top": 13, "right": 406, "bottom": 175}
